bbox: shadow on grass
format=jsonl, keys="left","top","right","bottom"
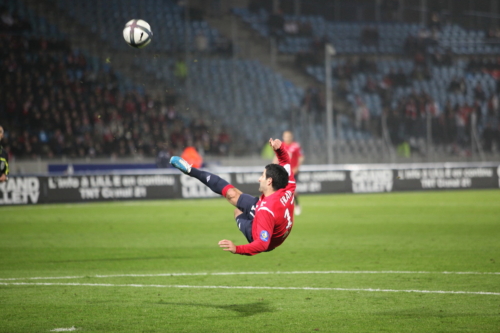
{"left": 157, "top": 301, "right": 275, "bottom": 317}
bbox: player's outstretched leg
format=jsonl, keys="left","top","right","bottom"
{"left": 170, "top": 156, "right": 234, "bottom": 197}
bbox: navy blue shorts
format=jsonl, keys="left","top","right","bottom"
{"left": 235, "top": 193, "right": 259, "bottom": 243}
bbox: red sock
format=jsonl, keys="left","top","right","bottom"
{"left": 222, "top": 184, "right": 235, "bottom": 197}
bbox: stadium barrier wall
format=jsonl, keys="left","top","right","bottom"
{"left": 1, "top": 163, "right": 499, "bottom": 205}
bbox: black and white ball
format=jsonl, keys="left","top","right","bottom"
{"left": 123, "top": 19, "right": 152, "bottom": 49}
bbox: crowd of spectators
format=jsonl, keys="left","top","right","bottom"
{"left": 386, "top": 91, "right": 500, "bottom": 153}
{"left": 244, "top": 0, "right": 500, "bottom": 155}
{"left": 329, "top": 51, "right": 500, "bottom": 153}
{"left": 388, "top": 93, "right": 466, "bottom": 144}
{"left": 0, "top": 33, "right": 232, "bottom": 161}
{"left": 364, "top": 70, "right": 500, "bottom": 152}
{"left": 297, "top": 49, "right": 500, "bottom": 153}
{"left": 310, "top": 53, "right": 500, "bottom": 153}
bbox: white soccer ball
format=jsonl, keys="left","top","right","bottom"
{"left": 123, "top": 19, "right": 152, "bottom": 49}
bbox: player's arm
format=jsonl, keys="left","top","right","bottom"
{"left": 219, "top": 211, "right": 275, "bottom": 256}
{"left": 271, "top": 140, "right": 279, "bottom": 164}
{"left": 269, "top": 138, "right": 291, "bottom": 167}
{"left": 270, "top": 138, "right": 296, "bottom": 188}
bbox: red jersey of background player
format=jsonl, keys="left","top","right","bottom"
{"left": 281, "top": 142, "right": 303, "bottom": 172}
{"left": 235, "top": 146, "right": 296, "bottom": 256}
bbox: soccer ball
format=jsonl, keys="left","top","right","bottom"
{"left": 123, "top": 19, "right": 152, "bottom": 49}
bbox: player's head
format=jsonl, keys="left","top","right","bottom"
{"left": 259, "top": 164, "right": 289, "bottom": 194}
{"left": 282, "top": 131, "right": 293, "bottom": 144}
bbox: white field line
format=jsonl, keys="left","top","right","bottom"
{"left": 1, "top": 282, "right": 499, "bottom": 296}
{"left": 0, "top": 270, "right": 499, "bottom": 281}
{"left": 50, "top": 327, "right": 77, "bottom": 332}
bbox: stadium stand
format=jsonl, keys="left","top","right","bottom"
{"left": 56, "top": 0, "right": 224, "bottom": 53}
{"left": 140, "top": 55, "right": 387, "bottom": 159}
{"left": 231, "top": 2, "right": 500, "bottom": 156}
{"left": 1, "top": 35, "right": 231, "bottom": 159}
{"left": 141, "top": 56, "right": 304, "bottom": 145}
{"left": 4, "top": 0, "right": 498, "bottom": 162}
{"left": 233, "top": 7, "right": 500, "bottom": 56}
{"left": 0, "top": 2, "right": 232, "bottom": 160}
{"left": 50, "top": 0, "right": 319, "bottom": 154}
{"left": 13, "top": 0, "right": 380, "bottom": 159}
{"left": 304, "top": 54, "right": 500, "bottom": 153}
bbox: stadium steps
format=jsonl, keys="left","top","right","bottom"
{"left": 214, "top": 10, "right": 352, "bottom": 118}
{"left": 205, "top": 11, "right": 317, "bottom": 90}
{"left": 205, "top": 10, "right": 357, "bottom": 156}
{"left": 208, "top": 9, "right": 352, "bottom": 103}
{"left": 19, "top": 0, "right": 169, "bottom": 97}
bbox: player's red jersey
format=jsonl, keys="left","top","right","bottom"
{"left": 235, "top": 146, "right": 296, "bottom": 256}
{"left": 281, "top": 142, "right": 303, "bottom": 171}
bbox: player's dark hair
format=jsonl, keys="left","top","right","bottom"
{"left": 264, "top": 164, "right": 289, "bottom": 191}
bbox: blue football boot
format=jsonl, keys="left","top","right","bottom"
{"left": 170, "top": 156, "right": 192, "bottom": 174}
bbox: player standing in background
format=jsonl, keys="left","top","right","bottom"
{"left": 170, "top": 138, "right": 296, "bottom": 256}
{"left": 274, "top": 131, "right": 304, "bottom": 215}
{"left": 0, "top": 125, "right": 9, "bottom": 183}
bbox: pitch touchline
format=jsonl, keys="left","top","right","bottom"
{"left": 1, "top": 282, "right": 499, "bottom": 296}
{"left": 0, "top": 270, "right": 499, "bottom": 281}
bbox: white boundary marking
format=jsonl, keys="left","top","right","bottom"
{"left": 50, "top": 327, "right": 77, "bottom": 332}
{"left": 1, "top": 282, "right": 499, "bottom": 296}
{"left": 0, "top": 270, "right": 499, "bottom": 281}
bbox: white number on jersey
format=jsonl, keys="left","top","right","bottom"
{"left": 284, "top": 208, "right": 293, "bottom": 229}
{"left": 283, "top": 208, "right": 293, "bottom": 239}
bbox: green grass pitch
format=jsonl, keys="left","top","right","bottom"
{"left": 1, "top": 190, "right": 499, "bottom": 332}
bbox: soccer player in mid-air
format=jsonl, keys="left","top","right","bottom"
{"left": 170, "top": 138, "right": 296, "bottom": 256}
